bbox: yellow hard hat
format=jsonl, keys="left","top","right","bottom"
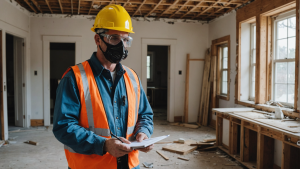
{"left": 91, "top": 5, "right": 134, "bottom": 33}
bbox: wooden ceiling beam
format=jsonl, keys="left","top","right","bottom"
{"left": 71, "top": 0, "right": 73, "bottom": 14}
{"left": 123, "top": 0, "right": 130, "bottom": 7}
{"left": 88, "top": 0, "right": 96, "bottom": 15}
{"left": 168, "top": 0, "right": 192, "bottom": 18}
{"left": 31, "top": 0, "right": 43, "bottom": 13}
{"left": 204, "top": 0, "right": 232, "bottom": 18}
{"left": 191, "top": 0, "right": 221, "bottom": 20}
{"left": 58, "top": 0, "right": 64, "bottom": 14}
{"left": 78, "top": 0, "right": 81, "bottom": 14}
{"left": 157, "top": 0, "right": 179, "bottom": 18}
{"left": 132, "top": 0, "right": 146, "bottom": 16}
{"left": 145, "top": 0, "right": 164, "bottom": 17}
{"left": 24, "top": 0, "right": 38, "bottom": 13}
{"left": 180, "top": 0, "right": 204, "bottom": 19}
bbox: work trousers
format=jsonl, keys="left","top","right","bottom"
{"left": 67, "top": 154, "right": 129, "bottom": 169}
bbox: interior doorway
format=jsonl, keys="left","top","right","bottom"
{"left": 147, "top": 45, "right": 169, "bottom": 119}
{"left": 50, "top": 43, "right": 75, "bottom": 124}
{"left": 6, "top": 33, "right": 25, "bottom": 127}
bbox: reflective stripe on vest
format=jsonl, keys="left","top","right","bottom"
{"left": 61, "top": 61, "right": 140, "bottom": 169}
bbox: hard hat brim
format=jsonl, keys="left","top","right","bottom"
{"left": 91, "top": 27, "right": 134, "bottom": 34}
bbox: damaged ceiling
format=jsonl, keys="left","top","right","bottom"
{"left": 16, "top": 0, "right": 249, "bottom": 20}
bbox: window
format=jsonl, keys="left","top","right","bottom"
{"left": 249, "top": 24, "right": 256, "bottom": 101}
{"left": 220, "top": 45, "right": 228, "bottom": 95}
{"left": 273, "top": 12, "right": 296, "bottom": 106}
{"left": 147, "top": 52, "right": 154, "bottom": 81}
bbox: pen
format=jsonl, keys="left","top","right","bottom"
{"left": 110, "top": 131, "right": 124, "bottom": 143}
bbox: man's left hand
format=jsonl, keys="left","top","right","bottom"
{"left": 135, "top": 133, "right": 154, "bottom": 153}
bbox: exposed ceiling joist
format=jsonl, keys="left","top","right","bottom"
{"left": 145, "top": 0, "right": 164, "bottom": 17}
{"left": 58, "top": 0, "right": 64, "bottom": 14}
{"left": 44, "top": 0, "right": 53, "bottom": 14}
{"left": 24, "top": 0, "right": 38, "bottom": 13}
{"left": 15, "top": 0, "right": 249, "bottom": 21}
{"left": 132, "top": 0, "right": 146, "bottom": 16}
{"left": 31, "top": 0, "right": 43, "bottom": 13}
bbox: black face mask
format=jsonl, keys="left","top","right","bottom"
{"left": 98, "top": 35, "right": 128, "bottom": 63}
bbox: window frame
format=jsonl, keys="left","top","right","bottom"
{"left": 220, "top": 45, "right": 229, "bottom": 96}
{"left": 272, "top": 10, "right": 296, "bottom": 107}
{"left": 249, "top": 23, "right": 256, "bottom": 101}
{"left": 213, "top": 35, "right": 230, "bottom": 101}
{"left": 146, "top": 51, "right": 154, "bottom": 82}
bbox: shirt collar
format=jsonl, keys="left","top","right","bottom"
{"left": 89, "top": 52, "right": 125, "bottom": 77}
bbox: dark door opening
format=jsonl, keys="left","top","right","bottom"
{"left": 6, "top": 33, "right": 24, "bottom": 127}
{"left": 50, "top": 43, "right": 75, "bottom": 124}
{"left": 147, "top": 45, "right": 169, "bottom": 119}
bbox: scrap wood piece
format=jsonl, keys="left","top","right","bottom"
{"left": 224, "top": 163, "right": 237, "bottom": 166}
{"left": 156, "top": 150, "right": 169, "bottom": 160}
{"left": 24, "top": 140, "right": 38, "bottom": 146}
{"left": 162, "top": 143, "right": 197, "bottom": 155}
{"left": 173, "top": 139, "right": 197, "bottom": 145}
{"left": 202, "top": 138, "right": 216, "bottom": 143}
{"left": 169, "top": 122, "right": 179, "bottom": 126}
{"left": 190, "top": 142, "right": 215, "bottom": 146}
{"left": 198, "top": 146, "right": 217, "bottom": 151}
{"left": 179, "top": 123, "right": 199, "bottom": 129}
{"left": 177, "top": 156, "right": 189, "bottom": 161}
{"left": 155, "top": 141, "right": 173, "bottom": 144}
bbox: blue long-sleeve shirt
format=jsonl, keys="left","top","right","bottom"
{"left": 53, "top": 52, "right": 154, "bottom": 158}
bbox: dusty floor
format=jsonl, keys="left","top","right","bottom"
{"left": 0, "top": 108, "right": 244, "bottom": 169}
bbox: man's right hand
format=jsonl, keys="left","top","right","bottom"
{"left": 104, "top": 137, "right": 133, "bottom": 158}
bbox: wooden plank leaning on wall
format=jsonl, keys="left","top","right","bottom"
{"left": 235, "top": 0, "right": 300, "bottom": 119}
{"left": 0, "top": 30, "right": 4, "bottom": 140}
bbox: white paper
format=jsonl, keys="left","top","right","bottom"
{"left": 126, "top": 135, "right": 170, "bottom": 148}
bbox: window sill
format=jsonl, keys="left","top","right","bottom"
{"left": 236, "top": 100, "right": 299, "bottom": 118}
{"left": 217, "top": 95, "right": 230, "bottom": 101}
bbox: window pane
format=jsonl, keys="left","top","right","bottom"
{"left": 222, "top": 82, "right": 227, "bottom": 94}
{"left": 288, "top": 62, "right": 295, "bottom": 83}
{"left": 275, "top": 62, "right": 287, "bottom": 83}
{"left": 147, "top": 67, "right": 150, "bottom": 79}
{"left": 277, "top": 19, "right": 288, "bottom": 39}
{"left": 252, "top": 49, "right": 256, "bottom": 63}
{"left": 252, "top": 66, "right": 256, "bottom": 81}
{"left": 277, "top": 39, "right": 288, "bottom": 59}
{"left": 223, "top": 57, "right": 228, "bottom": 69}
{"left": 288, "top": 84, "right": 294, "bottom": 103}
{"left": 223, "top": 47, "right": 228, "bottom": 58}
{"left": 288, "top": 17, "right": 296, "bottom": 37}
{"left": 252, "top": 82, "right": 255, "bottom": 97}
{"left": 275, "top": 84, "right": 287, "bottom": 102}
{"left": 222, "top": 70, "right": 227, "bottom": 82}
{"left": 253, "top": 26, "right": 256, "bottom": 47}
{"left": 147, "top": 56, "right": 150, "bottom": 66}
{"left": 288, "top": 37, "right": 296, "bottom": 58}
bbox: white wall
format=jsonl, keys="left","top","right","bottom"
{"left": 0, "top": 0, "right": 31, "bottom": 140}
{"left": 30, "top": 16, "right": 209, "bottom": 122}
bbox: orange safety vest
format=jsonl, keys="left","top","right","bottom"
{"left": 61, "top": 61, "right": 140, "bottom": 169}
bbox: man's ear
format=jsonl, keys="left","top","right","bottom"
{"left": 94, "top": 34, "right": 101, "bottom": 46}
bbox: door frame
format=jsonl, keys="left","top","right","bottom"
{"left": 0, "top": 30, "right": 4, "bottom": 140}
{"left": 141, "top": 39, "right": 177, "bottom": 122}
{"left": 42, "top": 36, "right": 82, "bottom": 126}
{"left": 13, "top": 36, "right": 25, "bottom": 127}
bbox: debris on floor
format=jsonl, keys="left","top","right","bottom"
{"left": 8, "top": 140, "right": 17, "bottom": 144}
{"left": 0, "top": 140, "right": 5, "bottom": 148}
{"left": 177, "top": 156, "right": 190, "bottom": 161}
{"left": 169, "top": 123, "right": 200, "bottom": 129}
{"left": 24, "top": 140, "right": 39, "bottom": 146}
{"left": 156, "top": 150, "right": 169, "bottom": 160}
{"left": 142, "top": 162, "right": 154, "bottom": 168}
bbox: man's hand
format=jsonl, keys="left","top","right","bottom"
{"left": 135, "top": 133, "right": 154, "bottom": 153}
{"left": 104, "top": 137, "right": 133, "bottom": 158}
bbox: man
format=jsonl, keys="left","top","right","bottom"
{"left": 53, "top": 5, "right": 154, "bottom": 169}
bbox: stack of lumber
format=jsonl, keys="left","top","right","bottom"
{"left": 198, "top": 49, "right": 215, "bottom": 126}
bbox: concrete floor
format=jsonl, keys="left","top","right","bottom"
{"left": 0, "top": 108, "right": 244, "bottom": 169}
